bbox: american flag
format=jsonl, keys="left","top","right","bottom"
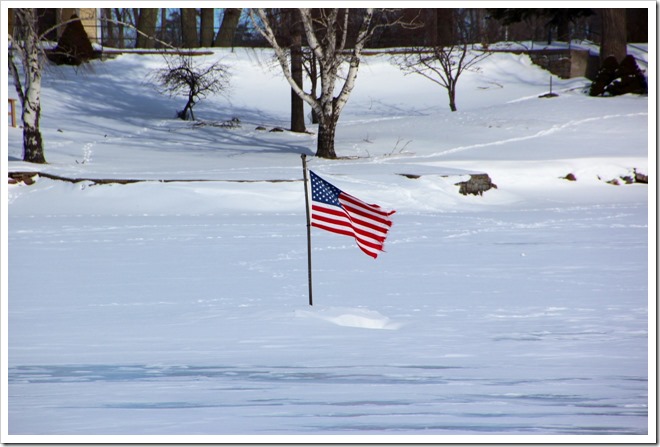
{"left": 309, "top": 171, "right": 395, "bottom": 259}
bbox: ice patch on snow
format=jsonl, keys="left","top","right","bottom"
{"left": 295, "top": 307, "right": 402, "bottom": 330}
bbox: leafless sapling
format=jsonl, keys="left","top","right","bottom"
{"left": 393, "top": 10, "right": 491, "bottom": 112}
{"left": 151, "top": 53, "right": 230, "bottom": 121}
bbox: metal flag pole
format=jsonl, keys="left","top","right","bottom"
{"left": 301, "top": 154, "right": 313, "bottom": 306}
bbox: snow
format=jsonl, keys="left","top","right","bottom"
{"left": 3, "top": 41, "right": 655, "bottom": 444}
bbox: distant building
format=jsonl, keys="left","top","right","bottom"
{"left": 8, "top": 8, "right": 99, "bottom": 44}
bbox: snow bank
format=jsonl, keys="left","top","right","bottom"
{"left": 295, "top": 307, "right": 403, "bottom": 330}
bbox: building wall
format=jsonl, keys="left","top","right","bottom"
{"left": 8, "top": 9, "right": 98, "bottom": 43}
{"left": 527, "top": 49, "right": 600, "bottom": 80}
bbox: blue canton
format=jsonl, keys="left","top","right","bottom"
{"left": 310, "top": 171, "right": 342, "bottom": 207}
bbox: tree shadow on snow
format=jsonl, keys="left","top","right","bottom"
{"left": 40, "top": 59, "right": 313, "bottom": 157}
{"left": 148, "top": 120, "right": 315, "bottom": 158}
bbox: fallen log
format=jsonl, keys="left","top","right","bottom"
{"left": 8, "top": 172, "right": 299, "bottom": 185}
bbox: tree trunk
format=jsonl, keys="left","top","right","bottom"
{"left": 556, "top": 18, "right": 570, "bottom": 42}
{"left": 179, "top": 95, "right": 195, "bottom": 121}
{"left": 290, "top": 12, "right": 306, "bottom": 133}
{"left": 200, "top": 8, "right": 215, "bottom": 47}
{"left": 435, "top": 9, "right": 455, "bottom": 46}
{"left": 10, "top": 9, "right": 47, "bottom": 163}
{"left": 601, "top": 8, "right": 627, "bottom": 62}
{"left": 316, "top": 120, "right": 337, "bottom": 159}
{"left": 160, "top": 8, "right": 167, "bottom": 44}
{"left": 180, "top": 8, "right": 199, "bottom": 48}
{"left": 306, "top": 51, "right": 320, "bottom": 124}
{"left": 448, "top": 88, "right": 457, "bottom": 112}
{"left": 215, "top": 8, "right": 241, "bottom": 47}
{"left": 114, "top": 8, "right": 125, "bottom": 48}
{"left": 102, "top": 9, "right": 116, "bottom": 47}
{"left": 309, "top": 53, "right": 319, "bottom": 124}
{"left": 22, "top": 45, "right": 46, "bottom": 163}
{"left": 626, "top": 9, "right": 648, "bottom": 42}
{"left": 135, "top": 8, "right": 158, "bottom": 48}
{"left": 250, "top": 8, "right": 373, "bottom": 158}
{"left": 23, "top": 106, "right": 46, "bottom": 163}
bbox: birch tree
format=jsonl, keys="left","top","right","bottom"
{"left": 250, "top": 8, "right": 374, "bottom": 159}
{"left": 8, "top": 8, "right": 46, "bottom": 163}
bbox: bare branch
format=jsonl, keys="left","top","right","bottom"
{"left": 393, "top": 43, "right": 491, "bottom": 112}
{"left": 249, "top": 9, "right": 319, "bottom": 112}
{"left": 149, "top": 53, "right": 230, "bottom": 120}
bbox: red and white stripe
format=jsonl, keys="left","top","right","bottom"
{"left": 311, "top": 191, "right": 395, "bottom": 259}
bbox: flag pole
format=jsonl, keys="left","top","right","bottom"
{"left": 301, "top": 154, "right": 313, "bottom": 306}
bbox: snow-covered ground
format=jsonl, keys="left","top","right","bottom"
{"left": 3, "top": 41, "right": 655, "bottom": 443}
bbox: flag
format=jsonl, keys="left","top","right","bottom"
{"left": 309, "top": 170, "right": 395, "bottom": 259}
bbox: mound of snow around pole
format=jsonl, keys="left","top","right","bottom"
{"left": 295, "top": 307, "right": 403, "bottom": 330}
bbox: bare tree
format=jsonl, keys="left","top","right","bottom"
{"left": 250, "top": 8, "right": 375, "bottom": 159}
{"left": 8, "top": 8, "right": 47, "bottom": 163}
{"left": 150, "top": 54, "right": 230, "bottom": 121}
{"left": 393, "top": 10, "right": 491, "bottom": 112}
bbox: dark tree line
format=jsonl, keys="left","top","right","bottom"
{"left": 30, "top": 8, "right": 643, "bottom": 51}
{"left": 18, "top": 8, "right": 646, "bottom": 53}
{"left": 19, "top": 8, "right": 645, "bottom": 61}
{"left": 100, "top": 8, "right": 244, "bottom": 49}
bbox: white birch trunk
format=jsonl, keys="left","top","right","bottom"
{"left": 250, "top": 8, "right": 374, "bottom": 158}
{"left": 9, "top": 8, "right": 46, "bottom": 163}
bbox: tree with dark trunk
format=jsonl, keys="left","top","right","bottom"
{"left": 200, "top": 9, "right": 215, "bottom": 47}
{"left": 289, "top": 10, "right": 306, "bottom": 133}
{"left": 601, "top": 8, "right": 627, "bottom": 62}
{"left": 428, "top": 9, "right": 455, "bottom": 46}
{"left": 180, "top": 8, "right": 198, "bottom": 48}
{"left": 215, "top": 9, "right": 242, "bottom": 47}
{"left": 135, "top": 8, "right": 158, "bottom": 48}
{"left": 626, "top": 9, "right": 648, "bottom": 43}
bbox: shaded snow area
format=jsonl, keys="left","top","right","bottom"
{"left": 4, "top": 43, "right": 654, "bottom": 443}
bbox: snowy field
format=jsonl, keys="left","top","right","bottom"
{"left": 3, "top": 41, "right": 655, "bottom": 443}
